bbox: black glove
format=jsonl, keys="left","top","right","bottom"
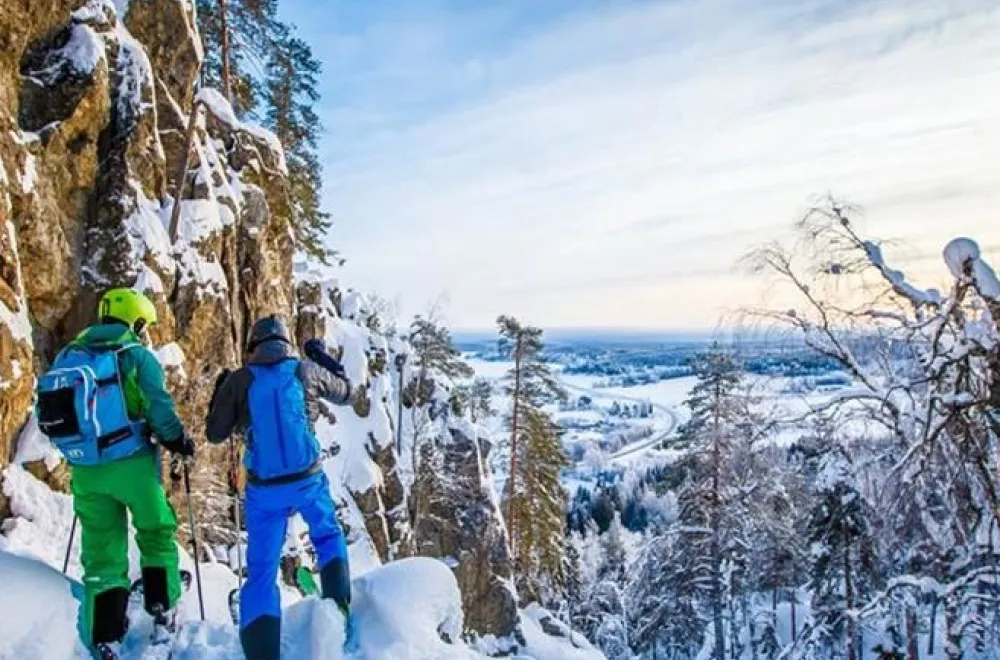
{"left": 161, "top": 432, "right": 195, "bottom": 458}
{"left": 304, "top": 339, "right": 346, "bottom": 378}
{"left": 211, "top": 368, "right": 232, "bottom": 406}
{"left": 304, "top": 338, "right": 326, "bottom": 362}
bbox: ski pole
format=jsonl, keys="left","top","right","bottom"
{"left": 180, "top": 458, "right": 206, "bottom": 621}
{"left": 230, "top": 437, "right": 244, "bottom": 590}
{"left": 63, "top": 514, "right": 78, "bottom": 574}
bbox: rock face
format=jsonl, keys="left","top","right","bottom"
{"left": 294, "top": 276, "right": 414, "bottom": 564}
{"left": 413, "top": 423, "right": 519, "bottom": 640}
{"left": 0, "top": 5, "right": 531, "bottom": 652}
{"left": 0, "top": 0, "right": 293, "bottom": 528}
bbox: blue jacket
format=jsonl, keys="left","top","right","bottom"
{"left": 205, "top": 339, "right": 356, "bottom": 483}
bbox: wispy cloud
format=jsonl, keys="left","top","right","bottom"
{"left": 282, "top": 0, "right": 1000, "bottom": 329}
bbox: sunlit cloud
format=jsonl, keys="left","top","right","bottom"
{"left": 282, "top": 0, "right": 1000, "bottom": 329}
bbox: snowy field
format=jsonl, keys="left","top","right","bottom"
{"left": 465, "top": 358, "right": 698, "bottom": 416}
{"left": 467, "top": 357, "right": 871, "bottom": 471}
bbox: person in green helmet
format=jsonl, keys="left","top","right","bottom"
{"left": 36, "top": 288, "right": 194, "bottom": 660}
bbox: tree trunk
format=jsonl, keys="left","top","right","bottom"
{"left": 790, "top": 589, "right": 797, "bottom": 642}
{"left": 168, "top": 100, "right": 205, "bottom": 241}
{"left": 395, "top": 359, "right": 405, "bottom": 454}
{"left": 711, "top": 380, "right": 725, "bottom": 660}
{"left": 944, "top": 597, "right": 964, "bottom": 660}
{"left": 906, "top": 604, "right": 919, "bottom": 660}
{"left": 219, "top": 0, "right": 233, "bottom": 104}
{"left": 927, "top": 596, "right": 937, "bottom": 656}
{"left": 844, "top": 529, "right": 856, "bottom": 660}
{"left": 506, "top": 335, "right": 523, "bottom": 556}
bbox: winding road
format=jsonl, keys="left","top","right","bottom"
{"left": 558, "top": 377, "right": 680, "bottom": 466}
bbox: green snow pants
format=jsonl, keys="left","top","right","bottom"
{"left": 71, "top": 451, "right": 182, "bottom": 644}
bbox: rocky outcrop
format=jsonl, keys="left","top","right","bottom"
{"left": 413, "top": 423, "right": 519, "bottom": 640}
{"left": 0, "top": 11, "right": 526, "bottom": 652}
{"left": 294, "top": 276, "right": 415, "bottom": 563}
{"left": 0, "top": 0, "right": 293, "bottom": 518}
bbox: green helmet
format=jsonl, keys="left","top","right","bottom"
{"left": 98, "top": 288, "right": 158, "bottom": 333}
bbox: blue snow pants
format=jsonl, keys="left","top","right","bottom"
{"left": 240, "top": 470, "right": 349, "bottom": 629}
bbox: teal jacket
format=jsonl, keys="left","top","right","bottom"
{"left": 70, "top": 323, "right": 184, "bottom": 443}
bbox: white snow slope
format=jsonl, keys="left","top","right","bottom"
{"left": 1, "top": 454, "right": 603, "bottom": 660}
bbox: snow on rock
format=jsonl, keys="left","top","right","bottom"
{"left": 0, "top": 550, "right": 87, "bottom": 660}
{"left": 17, "top": 152, "right": 36, "bottom": 194}
{"left": 294, "top": 253, "right": 339, "bottom": 289}
{"left": 175, "top": 199, "right": 226, "bottom": 246}
{"left": 72, "top": 0, "right": 117, "bottom": 26}
{"left": 63, "top": 23, "right": 106, "bottom": 75}
{"left": 518, "top": 604, "right": 606, "bottom": 660}
{"left": 350, "top": 557, "right": 467, "bottom": 658}
{"left": 0, "top": 466, "right": 76, "bottom": 571}
{"left": 176, "top": 248, "right": 228, "bottom": 297}
{"left": 196, "top": 88, "right": 239, "bottom": 128}
{"left": 134, "top": 263, "right": 164, "bottom": 294}
{"left": 12, "top": 415, "right": 62, "bottom": 472}
{"left": 155, "top": 342, "right": 187, "bottom": 377}
{"left": 196, "top": 88, "right": 288, "bottom": 174}
{"left": 123, "top": 184, "right": 174, "bottom": 279}
{"left": 114, "top": 21, "right": 157, "bottom": 127}
{"left": 0, "top": 222, "right": 32, "bottom": 345}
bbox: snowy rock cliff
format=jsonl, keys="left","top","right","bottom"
{"left": 0, "top": 2, "right": 598, "bottom": 656}
{"left": 412, "top": 422, "right": 519, "bottom": 641}
{"left": 0, "top": 0, "right": 288, "bottom": 528}
{"left": 0, "top": 0, "right": 276, "bottom": 462}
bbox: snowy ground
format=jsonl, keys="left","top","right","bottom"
{"left": 0, "top": 464, "right": 604, "bottom": 660}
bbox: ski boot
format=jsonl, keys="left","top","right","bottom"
{"left": 150, "top": 603, "right": 178, "bottom": 646}
{"left": 93, "top": 642, "right": 122, "bottom": 660}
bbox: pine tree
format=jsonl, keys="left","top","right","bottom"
{"left": 801, "top": 449, "right": 878, "bottom": 660}
{"left": 197, "top": 2, "right": 334, "bottom": 261}
{"left": 675, "top": 344, "right": 748, "bottom": 660}
{"left": 629, "top": 532, "right": 704, "bottom": 659}
{"left": 408, "top": 315, "right": 474, "bottom": 385}
{"left": 403, "top": 314, "right": 472, "bottom": 498}
{"left": 467, "top": 377, "right": 494, "bottom": 424}
{"left": 508, "top": 407, "right": 570, "bottom": 604}
{"left": 599, "top": 512, "right": 627, "bottom": 583}
{"left": 497, "top": 315, "right": 565, "bottom": 558}
{"left": 264, "top": 28, "right": 333, "bottom": 263}
{"left": 563, "top": 536, "right": 586, "bottom": 626}
{"left": 196, "top": 0, "right": 276, "bottom": 116}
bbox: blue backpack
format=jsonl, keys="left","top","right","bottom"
{"left": 35, "top": 343, "right": 149, "bottom": 466}
{"left": 245, "top": 359, "right": 319, "bottom": 480}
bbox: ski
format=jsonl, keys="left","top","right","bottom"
{"left": 112, "top": 570, "right": 192, "bottom": 660}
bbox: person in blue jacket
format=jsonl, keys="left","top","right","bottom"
{"left": 205, "top": 316, "right": 362, "bottom": 660}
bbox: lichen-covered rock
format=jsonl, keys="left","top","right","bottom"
{"left": 413, "top": 424, "right": 519, "bottom": 639}
{"left": 124, "top": 0, "right": 201, "bottom": 111}
{"left": 0, "top": 165, "right": 35, "bottom": 467}
{"left": 12, "top": 11, "right": 112, "bottom": 348}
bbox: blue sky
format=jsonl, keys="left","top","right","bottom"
{"left": 278, "top": 0, "right": 1000, "bottom": 329}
